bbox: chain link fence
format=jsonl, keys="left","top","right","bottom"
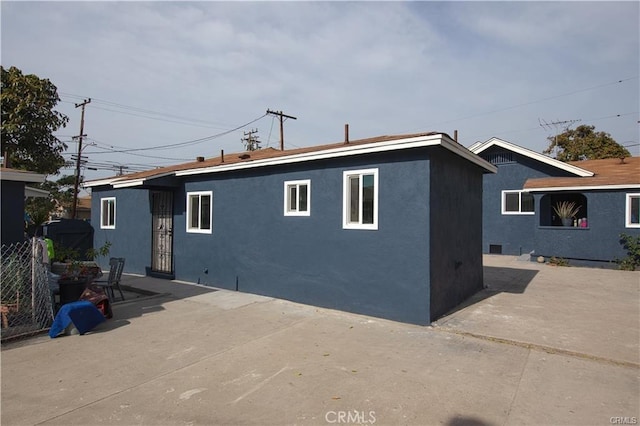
{"left": 1, "top": 238, "right": 54, "bottom": 342}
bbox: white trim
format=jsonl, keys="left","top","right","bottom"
{"left": 526, "top": 183, "right": 640, "bottom": 192}
{"left": 88, "top": 134, "right": 496, "bottom": 189}
{"left": 84, "top": 171, "right": 175, "bottom": 189}
{"left": 471, "top": 137, "right": 594, "bottom": 177}
{"left": 284, "top": 179, "right": 311, "bottom": 217}
{"left": 100, "top": 197, "right": 116, "bottom": 229}
{"left": 112, "top": 179, "right": 147, "bottom": 189}
{"left": 626, "top": 193, "right": 640, "bottom": 228}
{"left": 177, "top": 134, "right": 497, "bottom": 178}
{"left": 186, "top": 191, "right": 213, "bottom": 234}
{"left": 501, "top": 190, "right": 535, "bottom": 215}
{"left": 83, "top": 177, "right": 124, "bottom": 188}
{"left": 343, "top": 168, "right": 379, "bottom": 230}
{"left": 467, "top": 141, "right": 484, "bottom": 151}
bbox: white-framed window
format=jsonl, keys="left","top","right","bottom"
{"left": 502, "top": 190, "right": 534, "bottom": 215}
{"left": 626, "top": 193, "right": 640, "bottom": 228}
{"left": 284, "top": 179, "right": 311, "bottom": 216}
{"left": 186, "top": 191, "right": 213, "bottom": 234}
{"left": 343, "top": 168, "right": 378, "bottom": 230}
{"left": 100, "top": 197, "right": 116, "bottom": 229}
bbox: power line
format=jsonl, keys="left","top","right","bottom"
{"left": 59, "top": 93, "right": 229, "bottom": 128}
{"left": 82, "top": 113, "right": 268, "bottom": 154}
{"left": 420, "top": 76, "right": 638, "bottom": 129}
{"left": 266, "top": 109, "right": 297, "bottom": 150}
{"left": 88, "top": 105, "right": 232, "bottom": 130}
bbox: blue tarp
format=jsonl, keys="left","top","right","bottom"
{"left": 49, "top": 301, "right": 105, "bottom": 338}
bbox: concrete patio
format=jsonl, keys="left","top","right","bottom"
{"left": 1, "top": 255, "right": 638, "bottom": 425}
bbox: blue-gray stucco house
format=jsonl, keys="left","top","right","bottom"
{"left": 470, "top": 137, "right": 640, "bottom": 264}
{"left": 1, "top": 167, "right": 46, "bottom": 246}
{"left": 85, "top": 132, "right": 496, "bottom": 325}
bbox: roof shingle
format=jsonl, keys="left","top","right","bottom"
{"left": 524, "top": 156, "right": 640, "bottom": 189}
{"left": 86, "top": 132, "right": 446, "bottom": 185}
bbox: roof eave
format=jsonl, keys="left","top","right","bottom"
{"left": 471, "top": 137, "right": 594, "bottom": 177}
{"left": 177, "top": 134, "right": 497, "bottom": 177}
{"left": 83, "top": 177, "right": 125, "bottom": 188}
{"left": 0, "top": 169, "right": 46, "bottom": 183}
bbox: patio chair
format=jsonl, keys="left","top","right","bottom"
{"left": 94, "top": 257, "right": 125, "bottom": 302}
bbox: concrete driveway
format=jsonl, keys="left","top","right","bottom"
{"left": 1, "top": 255, "right": 638, "bottom": 425}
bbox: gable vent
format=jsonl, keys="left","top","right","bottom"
{"left": 482, "top": 151, "right": 514, "bottom": 165}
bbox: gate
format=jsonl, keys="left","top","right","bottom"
{"left": 151, "top": 191, "right": 173, "bottom": 276}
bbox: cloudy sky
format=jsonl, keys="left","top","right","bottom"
{"left": 2, "top": 1, "right": 638, "bottom": 182}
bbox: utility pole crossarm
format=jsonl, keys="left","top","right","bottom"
{"left": 266, "top": 109, "right": 297, "bottom": 150}
{"left": 72, "top": 98, "right": 91, "bottom": 219}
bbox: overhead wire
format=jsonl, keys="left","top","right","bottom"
{"left": 82, "top": 112, "right": 268, "bottom": 154}
{"left": 59, "top": 92, "right": 229, "bottom": 128}
{"left": 420, "top": 76, "right": 639, "bottom": 129}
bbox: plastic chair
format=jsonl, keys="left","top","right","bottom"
{"left": 94, "top": 258, "right": 125, "bottom": 302}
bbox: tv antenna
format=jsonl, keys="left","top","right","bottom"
{"left": 538, "top": 118, "right": 581, "bottom": 156}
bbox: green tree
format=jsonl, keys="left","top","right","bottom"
{"left": 543, "top": 124, "right": 630, "bottom": 162}
{"left": 1, "top": 66, "right": 69, "bottom": 174}
{"left": 24, "top": 176, "right": 75, "bottom": 233}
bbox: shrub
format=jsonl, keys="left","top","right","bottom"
{"left": 617, "top": 233, "right": 640, "bottom": 271}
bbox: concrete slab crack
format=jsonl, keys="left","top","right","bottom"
{"left": 434, "top": 326, "right": 639, "bottom": 369}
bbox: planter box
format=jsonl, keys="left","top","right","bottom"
{"left": 58, "top": 277, "right": 90, "bottom": 306}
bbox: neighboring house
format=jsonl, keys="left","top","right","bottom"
{"left": 85, "top": 132, "right": 496, "bottom": 325}
{"left": 75, "top": 196, "right": 92, "bottom": 221}
{"left": 471, "top": 137, "right": 640, "bottom": 264}
{"left": 0, "top": 167, "right": 46, "bottom": 245}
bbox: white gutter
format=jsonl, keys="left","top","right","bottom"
{"left": 111, "top": 171, "right": 177, "bottom": 188}
{"left": 526, "top": 184, "right": 640, "bottom": 192}
{"left": 83, "top": 177, "right": 124, "bottom": 188}
{"left": 177, "top": 134, "right": 496, "bottom": 177}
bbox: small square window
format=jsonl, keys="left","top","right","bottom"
{"left": 343, "top": 168, "right": 378, "bottom": 230}
{"left": 284, "top": 180, "right": 310, "bottom": 216}
{"left": 626, "top": 194, "right": 640, "bottom": 228}
{"left": 186, "top": 191, "right": 213, "bottom": 233}
{"left": 100, "top": 197, "right": 116, "bottom": 229}
{"left": 502, "top": 190, "right": 534, "bottom": 215}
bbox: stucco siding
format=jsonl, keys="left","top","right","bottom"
{"left": 533, "top": 190, "right": 640, "bottom": 262}
{"left": 91, "top": 188, "right": 153, "bottom": 273}
{"left": 481, "top": 148, "right": 574, "bottom": 255}
{"left": 429, "top": 149, "right": 485, "bottom": 320}
{"left": 172, "top": 150, "right": 432, "bottom": 324}
{"left": 1, "top": 181, "right": 26, "bottom": 245}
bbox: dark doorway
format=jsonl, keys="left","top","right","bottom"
{"left": 151, "top": 191, "right": 174, "bottom": 276}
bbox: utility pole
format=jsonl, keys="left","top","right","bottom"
{"left": 241, "top": 129, "right": 261, "bottom": 151}
{"left": 72, "top": 98, "right": 91, "bottom": 219}
{"left": 116, "top": 165, "right": 129, "bottom": 176}
{"left": 266, "top": 109, "right": 297, "bottom": 150}
{"left": 539, "top": 118, "right": 581, "bottom": 157}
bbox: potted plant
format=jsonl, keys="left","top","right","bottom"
{"left": 553, "top": 201, "right": 581, "bottom": 227}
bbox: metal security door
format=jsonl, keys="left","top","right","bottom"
{"left": 151, "top": 191, "right": 173, "bottom": 275}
